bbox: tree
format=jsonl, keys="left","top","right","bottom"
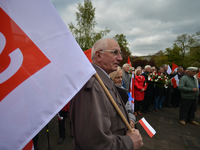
{"left": 113, "top": 34, "right": 131, "bottom": 66}
{"left": 69, "top": 0, "right": 110, "bottom": 51}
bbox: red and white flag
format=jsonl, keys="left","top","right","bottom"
{"left": 138, "top": 117, "right": 156, "bottom": 138}
{"left": 172, "top": 63, "right": 178, "bottom": 72}
{"left": 127, "top": 56, "right": 132, "bottom": 67}
{"left": 129, "top": 73, "right": 134, "bottom": 113}
{"left": 171, "top": 74, "right": 179, "bottom": 88}
{"left": 0, "top": 1, "right": 96, "bottom": 149}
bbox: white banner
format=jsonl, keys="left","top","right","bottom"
{"left": 0, "top": 0, "right": 96, "bottom": 149}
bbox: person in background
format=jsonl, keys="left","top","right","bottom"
{"left": 70, "top": 38, "right": 143, "bottom": 150}
{"left": 142, "top": 65, "right": 154, "bottom": 114}
{"left": 154, "top": 67, "right": 166, "bottom": 111}
{"left": 122, "top": 63, "right": 131, "bottom": 91}
{"left": 109, "top": 66, "right": 136, "bottom": 128}
{"left": 179, "top": 67, "right": 199, "bottom": 126}
{"left": 151, "top": 66, "right": 156, "bottom": 73}
{"left": 134, "top": 68, "right": 147, "bottom": 116}
{"left": 172, "top": 66, "right": 184, "bottom": 108}
{"left": 129, "top": 67, "right": 135, "bottom": 76}
{"left": 57, "top": 102, "right": 70, "bottom": 144}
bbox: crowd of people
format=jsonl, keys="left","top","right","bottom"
{"left": 35, "top": 38, "right": 200, "bottom": 150}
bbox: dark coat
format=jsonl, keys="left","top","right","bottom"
{"left": 142, "top": 71, "right": 154, "bottom": 97}
{"left": 70, "top": 64, "right": 133, "bottom": 150}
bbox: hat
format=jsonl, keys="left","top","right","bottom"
{"left": 186, "top": 67, "right": 198, "bottom": 71}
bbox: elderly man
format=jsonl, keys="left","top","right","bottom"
{"left": 70, "top": 38, "right": 143, "bottom": 150}
{"left": 122, "top": 63, "right": 131, "bottom": 91}
{"left": 179, "top": 67, "right": 199, "bottom": 126}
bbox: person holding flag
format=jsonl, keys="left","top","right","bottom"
{"left": 70, "top": 38, "right": 143, "bottom": 150}
{"left": 109, "top": 66, "right": 136, "bottom": 128}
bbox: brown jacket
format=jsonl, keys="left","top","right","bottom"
{"left": 70, "top": 64, "right": 134, "bottom": 150}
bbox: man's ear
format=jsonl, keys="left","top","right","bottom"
{"left": 95, "top": 50, "right": 102, "bottom": 62}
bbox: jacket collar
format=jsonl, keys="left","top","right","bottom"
{"left": 92, "top": 64, "right": 115, "bottom": 90}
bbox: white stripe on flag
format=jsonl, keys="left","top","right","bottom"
{"left": 139, "top": 117, "right": 156, "bottom": 137}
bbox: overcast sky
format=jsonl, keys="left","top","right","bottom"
{"left": 51, "top": 0, "right": 200, "bottom": 56}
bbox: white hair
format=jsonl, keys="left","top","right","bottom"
{"left": 122, "top": 63, "right": 130, "bottom": 68}
{"left": 91, "top": 38, "right": 117, "bottom": 61}
{"left": 144, "top": 65, "right": 151, "bottom": 69}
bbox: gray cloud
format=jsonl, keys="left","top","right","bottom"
{"left": 51, "top": 0, "right": 200, "bottom": 56}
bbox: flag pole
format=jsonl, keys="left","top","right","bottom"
{"left": 94, "top": 73, "right": 133, "bottom": 132}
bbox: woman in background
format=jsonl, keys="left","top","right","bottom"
{"left": 109, "top": 66, "right": 136, "bottom": 128}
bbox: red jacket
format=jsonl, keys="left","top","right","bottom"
{"left": 61, "top": 102, "right": 70, "bottom": 112}
{"left": 134, "top": 75, "right": 147, "bottom": 101}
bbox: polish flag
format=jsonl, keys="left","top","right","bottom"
{"left": 84, "top": 48, "right": 92, "bottom": 63}
{"left": 171, "top": 75, "right": 179, "bottom": 88}
{"left": 129, "top": 73, "right": 134, "bottom": 113}
{"left": 0, "top": 1, "right": 95, "bottom": 149}
{"left": 139, "top": 117, "right": 156, "bottom": 138}
{"left": 127, "top": 56, "right": 132, "bottom": 67}
{"left": 172, "top": 63, "right": 178, "bottom": 72}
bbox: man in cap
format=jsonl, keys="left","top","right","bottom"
{"left": 179, "top": 67, "right": 199, "bottom": 126}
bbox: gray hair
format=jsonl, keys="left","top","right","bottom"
{"left": 122, "top": 63, "right": 130, "bottom": 68}
{"left": 91, "top": 38, "right": 117, "bottom": 61}
{"left": 144, "top": 65, "right": 151, "bottom": 69}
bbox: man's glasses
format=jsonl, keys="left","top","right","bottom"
{"left": 100, "top": 49, "right": 122, "bottom": 56}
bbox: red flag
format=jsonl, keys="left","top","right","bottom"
{"left": 84, "top": 48, "right": 93, "bottom": 63}
{"left": 198, "top": 72, "right": 200, "bottom": 78}
{"left": 127, "top": 56, "right": 132, "bottom": 67}
{"left": 172, "top": 63, "right": 178, "bottom": 71}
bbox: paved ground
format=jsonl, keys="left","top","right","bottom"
{"left": 36, "top": 103, "right": 200, "bottom": 150}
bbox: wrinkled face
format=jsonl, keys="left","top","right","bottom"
{"left": 124, "top": 65, "right": 130, "bottom": 72}
{"left": 164, "top": 65, "right": 168, "bottom": 71}
{"left": 178, "top": 68, "right": 183, "bottom": 74}
{"left": 98, "top": 39, "right": 122, "bottom": 74}
{"left": 159, "top": 68, "right": 164, "bottom": 73}
{"left": 187, "top": 70, "right": 196, "bottom": 76}
{"left": 146, "top": 67, "right": 151, "bottom": 72}
{"left": 136, "top": 70, "right": 142, "bottom": 75}
{"left": 114, "top": 70, "right": 123, "bottom": 85}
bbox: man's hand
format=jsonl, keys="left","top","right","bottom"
{"left": 126, "top": 128, "right": 143, "bottom": 150}
{"left": 193, "top": 88, "right": 198, "bottom": 92}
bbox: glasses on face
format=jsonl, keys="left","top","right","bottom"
{"left": 100, "top": 49, "right": 122, "bottom": 56}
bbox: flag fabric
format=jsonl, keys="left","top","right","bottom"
{"left": 0, "top": 1, "right": 96, "bottom": 150}
{"left": 129, "top": 73, "right": 134, "bottom": 113}
{"left": 84, "top": 48, "right": 93, "bottom": 63}
{"left": 127, "top": 56, "right": 132, "bottom": 67}
{"left": 22, "top": 140, "right": 34, "bottom": 150}
{"left": 172, "top": 63, "right": 178, "bottom": 72}
{"left": 167, "top": 64, "right": 172, "bottom": 74}
{"left": 138, "top": 117, "right": 156, "bottom": 138}
{"left": 198, "top": 71, "right": 200, "bottom": 78}
{"left": 171, "top": 74, "right": 179, "bottom": 88}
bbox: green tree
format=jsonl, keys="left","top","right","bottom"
{"left": 113, "top": 34, "right": 131, "bottom": 66}
{"left": 69, "top": 0, "right": 110, "bottom": 51}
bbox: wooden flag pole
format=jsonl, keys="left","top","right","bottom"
{"left": 94, "top": 73, "right": 133, "bottom": 132}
